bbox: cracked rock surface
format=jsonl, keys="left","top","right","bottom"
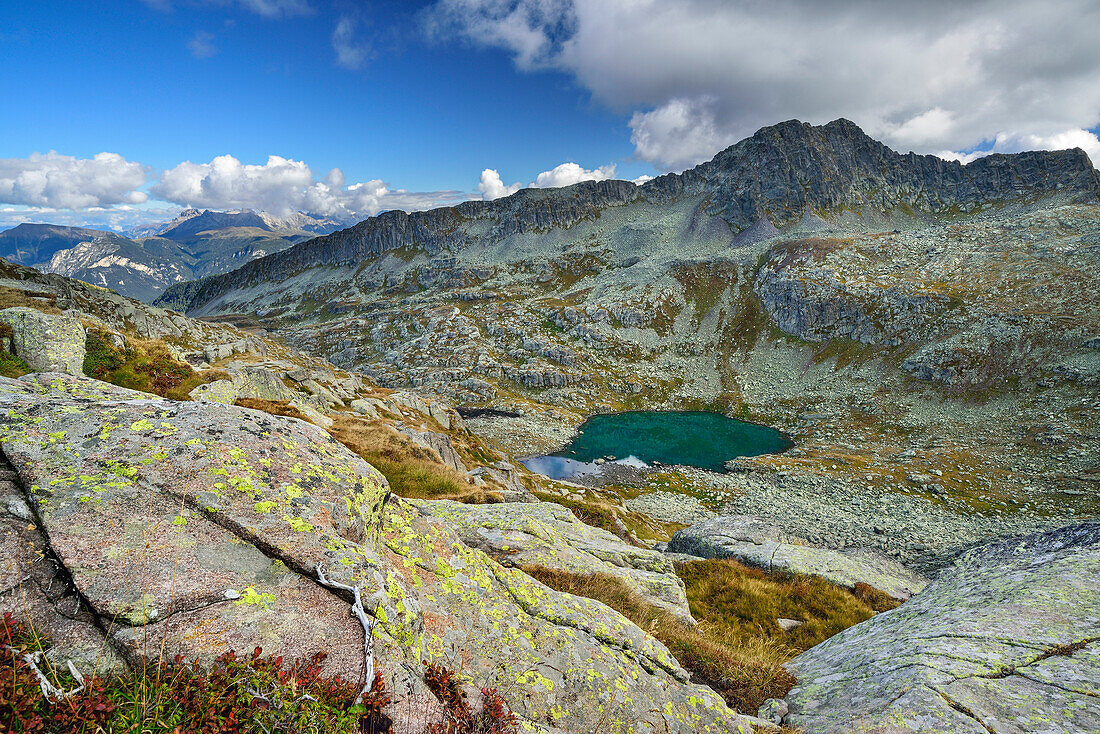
{"left": 418, "top": 499, "right": 696, "bottom": 623}
{"left": 0, "top": 373, "right": 758, "bottom": 734}
{"left": 668, "top": 515, "right": 929, "bottom": 600}
{"left": 781, "top": 522, "right": 1100, "bottom": 733}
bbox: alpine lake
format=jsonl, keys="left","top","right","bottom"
{"left": 521, "top": 410, "right": 792, "bottom": 480}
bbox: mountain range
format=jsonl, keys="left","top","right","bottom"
{"left": 151, "top": 118, "right": 1100, "bottom": 576}
{"left": 0, "top": 208, "right": 345, "bottom": 301}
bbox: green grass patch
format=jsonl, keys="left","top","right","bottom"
{"left": 83, "top": 330, "right": 195, "bottom": 398}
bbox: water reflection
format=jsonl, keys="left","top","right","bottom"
{"left": 520, "top": 454, "right": 648, "bottom": 480}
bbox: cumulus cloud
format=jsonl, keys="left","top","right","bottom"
{"left": 425, "top": 0, "right": 1100, "bottom": 171}
{"left": 477, "top": 169, "right": 522, "bottom": 200}
{"left": 531, "top": 161, "right": 614, "bottom": 187}
{"left": 187, "top": 31, "right": 217, "bottom": 58}
{"left": 0, "top": 152, "right": 148, "bottom": 210}
{"left": 477, "top": 161, "right": 618, "bottom": 200}
{"left": 939, "top": 128, "right": 1100, "bottom": 168}
{"left": 332, "top": 15, "right": 370, "bottom": 69}
{"left": 153, "top": 154, "right": 463, "bottom": 219}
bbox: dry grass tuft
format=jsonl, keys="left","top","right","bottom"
{"left": 0, "top": 285, "right": 64, "bottom": 315}
{"left": 520, "top": 565, "right": 795, "bottom": 714}
{"left": 234, "top": 397, "right": 311, "bottom": 421}
{"left": 328, "top": 414, "right": 501, "bottom": 504}
{"left": 523, "top": 557, "right": 895, "bottom": 715}
{"left": 677, "top": 559, "right": 884, "bottom": 654}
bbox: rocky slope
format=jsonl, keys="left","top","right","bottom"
{"left": 0, "top": 373, "right": 757, "bottom": 734}
{"left": 152, "top": 119, "right": 1099, "bottom": 573}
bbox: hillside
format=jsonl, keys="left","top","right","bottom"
{"left": 154, "top": 119, "right": 1100, "bottom": 573}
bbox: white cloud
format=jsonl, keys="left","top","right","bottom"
{"left": 332, "top": 16, "right": 369, "bottom": 69}
{"left": 531, "top": 161, "right": 615, "bottom": 188}
{"left": 153, "top": 154, "right": 464, "bottom": 219}
{"left": 0, "top": 205, "right": 179, "bottom": 233}
{"left": 477, "top": 161, "right": 618, "bottom": 200}
{"left": 0, "top": 152, "right": 148, "bottom": 210}
{"left": 939, "top": 128, "right": 1100, "bottom": 168}
{"left": 426, "top": 0, "right": 1100, "bottom": 171}
{"left": 424, "top": 0, "right": 573, "bottom": 69}
{"left": 237, "top": 0, "right": 311, "bottom": 16}
{"left": 629, "top": 97, "right": 731, "bottom": 171}
{"left": 187, "top": 31, "right": 217, "bottom": 58}
{"left": 477, "top": 169, "right": 522, "bottom": 200}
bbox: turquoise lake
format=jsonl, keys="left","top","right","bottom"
{"left": 521, "top": 411, "right": 791, "bottom": 479}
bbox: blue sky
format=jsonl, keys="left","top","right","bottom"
{"left": 0, "top": 1, "right": 644, "bottom": 191}
{"left": 1, "top": 0, "right": 1098, "bottom": 230}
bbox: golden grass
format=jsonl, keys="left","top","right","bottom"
{"left": 522, "top": 557, "right": 898, "bottom": 715}
{"left": 676, "top": 559, "right": 896, "bottom": 653}
{"left": 0, "top": 285, "right": 64, "bottom": 315}
{"left": 327, "top": 414, "right": 501, "bottom": 503}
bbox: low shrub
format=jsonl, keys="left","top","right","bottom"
{"left": 83, "top": 330, "right": 194, "bottom": 398}
{"left": 422, "top": 662, "right": 518, "bottom": 734}
{"left": 0, "top": 613, "right": 517, "bottom": 734}
{"left": 0, "top": 349, "right": 31, "bottom": 378}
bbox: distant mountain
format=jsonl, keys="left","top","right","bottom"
{"left": 0, "top": 223, "right": 123, "bottom": 265}
{"left": 0, "top": 208, "right": 350, "bottom": 302}
{"left": 43, "top": 235, "right": 195, "bottom": 302}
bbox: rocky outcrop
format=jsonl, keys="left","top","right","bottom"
{"left": 780, "top": 523, "right": 1100, "bottom": 733}
{"left": 668, "top": 515, "right": 928, "bottom": 600}
{"left": 0, "top": 373, "right": 756, "bottom": 734}
{"left": 671, "top": 118, "right": 1099, "bottom": 230}
{"left": 0, "top": 306, "right": 85, "bottom": 374}
{"left": 420, "top": 500, "right": 696, "bottom": 624}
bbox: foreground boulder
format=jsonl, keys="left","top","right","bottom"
{"left": 0, "top": 374, "right": 757, "bottom": 734}
{"left": 668, "top": 515, "right": 928, "bottom": 600}
{"left": 781, "top": 523, "right": 1100, "bottom": 733}
{"left": 419, "top": 500, "right": 696, "bottom": 624}
{"left": 0, "top": 306, "right": 85, "bottom": 374}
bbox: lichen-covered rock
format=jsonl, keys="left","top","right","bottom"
{"left": 669, "top": 515, "right": 928, "bottom": 600}
{"left": 0, "top": 374, "right": 757, "bottom": 734}
{"left": 782, "top": 523, "right": 1100, "bottom": 733}
{"left": 419, "top": 500, "right": 695, "bottom": 623}
{"left": 0, "top": 306, "right": 86, "bottom": 374}
{"left": 230, "top": 365, "right": 296, "bottom": 401}
{"left": 189, "top": 378, "right": 239, "bottom": 403}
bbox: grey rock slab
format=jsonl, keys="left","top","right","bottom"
{"left": 668, "top": 515, "right": 928, "bottom": 599}
{"left": 418, "top": 499, "right": 696, "bottom": 624}
{"left": 0, "top": 306, "right": 86, "bottom": 375}
{"left": 783, "top": 523, "right": 1100, "bottom": 734}
{"left": 230, "top": 365, "right": 296, "bottom": 402}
